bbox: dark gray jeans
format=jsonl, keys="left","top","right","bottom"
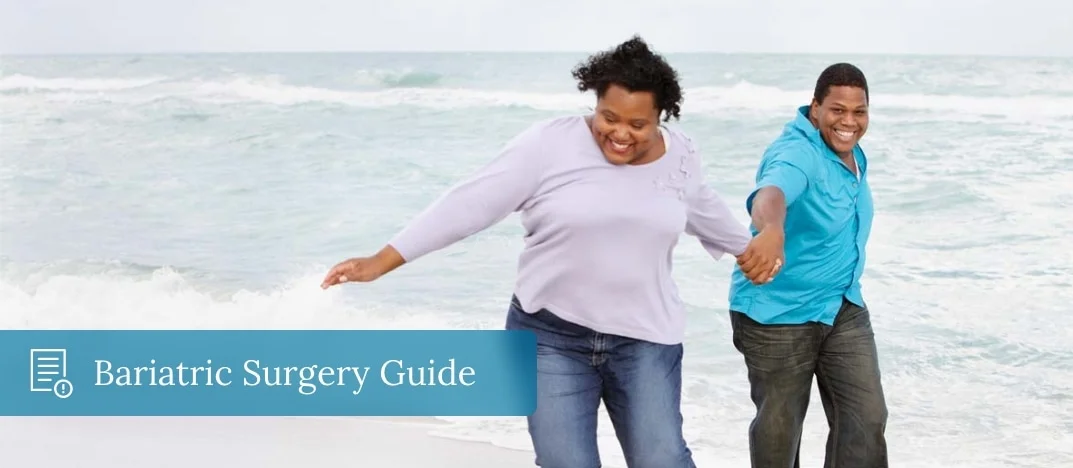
{"left": 730, "top": 299, "right": 888, "bottom": 468}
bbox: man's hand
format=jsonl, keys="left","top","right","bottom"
{"left": 320, "top": 245, "right": 406, "bottom": 289}
{"left": 737, "top": 228, "right": 785, "bottom": 285}
{"left": 739, "top": 185, "right": 790, "bottom": 285}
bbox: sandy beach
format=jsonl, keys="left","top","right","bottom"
{"left": 0, "top": 416, "right": 536, "bottom": 467}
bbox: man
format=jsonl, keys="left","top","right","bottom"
{"left": 730, "top": 63, "right": 888, "bottom": 468}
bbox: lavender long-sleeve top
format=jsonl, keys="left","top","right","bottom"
{"left": 389, "top": 115, "right": 752, "bottom": 344}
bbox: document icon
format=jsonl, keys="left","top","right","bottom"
{"left": 30, "top": 348, "right": 74, "bottom": 398}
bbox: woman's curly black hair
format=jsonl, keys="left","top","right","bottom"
{"left": 571, "top": 35, "right": 683, "bottom": 122}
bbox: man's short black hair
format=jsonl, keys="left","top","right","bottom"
{"left": 571, "top": 35, "right": 683, "bottom": 122}
{"left": 814, "top": 63, "right": 869, "bottom": 104}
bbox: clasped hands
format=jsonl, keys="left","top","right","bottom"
{"left": 736, "top": 228, "right": 785, "bottom": 285}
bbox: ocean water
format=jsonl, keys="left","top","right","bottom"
{"left": 2, "top": 52, "right": 1072, "bottom": 467}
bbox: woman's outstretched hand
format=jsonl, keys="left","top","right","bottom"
{"left": 320, "top": 245, "right": 406, "bottom": 289}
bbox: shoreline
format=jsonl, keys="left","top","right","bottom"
{"left": 0, "top": 415, "right": 537, "bottom": 467}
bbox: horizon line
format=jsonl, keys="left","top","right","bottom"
{"left": 3, "top": 49, "right": 1069, "bottom": 60}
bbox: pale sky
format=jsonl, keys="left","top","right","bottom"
{"left": 2, "top": 0, "right": 1071, "bottom": 56}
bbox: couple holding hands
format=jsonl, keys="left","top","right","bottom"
{"left": 321, "top": 36, "right": 887, "bottom": 468}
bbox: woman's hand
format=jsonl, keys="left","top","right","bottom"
{"left": 320, "top": 245, "right": 406, "bottom": 289}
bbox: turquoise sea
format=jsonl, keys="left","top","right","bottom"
{"left": 2, "top": 52, "right": 1071, "bottom": 467}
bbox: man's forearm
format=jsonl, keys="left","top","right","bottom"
{"left": 751, "top": 187, "right": 787, "bottom": 233}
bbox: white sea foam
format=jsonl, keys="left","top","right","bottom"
{"left": 5, "top": 74, "right": 1073, "bottom": 123}
{"left": 0, "top": 266, "right": 462, "bottom": 331}
{"left": 0, "top": 74, "right": 166, "bottom": 92}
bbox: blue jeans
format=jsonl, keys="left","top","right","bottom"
{"left": 730, "top": 299, "right": 889, "bottom": 468}
{"left": 505, "top": 297, "right": 696, "bottom": 468}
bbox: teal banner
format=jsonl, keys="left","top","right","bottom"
{"left": 0, "top": 330, "right": 536, "bottom": 416}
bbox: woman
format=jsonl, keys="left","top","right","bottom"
{"left": 321, "top": 36, "right": 766, "bottom": 468}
